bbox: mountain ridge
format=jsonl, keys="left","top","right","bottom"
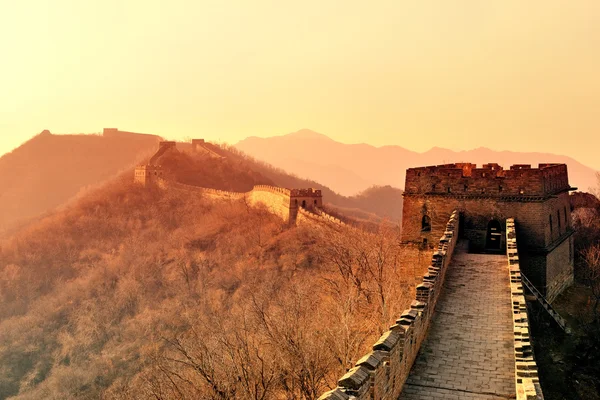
{"left": 235, "top": 129, "right": 598, "bottom": 196}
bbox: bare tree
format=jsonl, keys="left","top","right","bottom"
{"left": 581, "top": 244, "right": 600, "bottom": 324}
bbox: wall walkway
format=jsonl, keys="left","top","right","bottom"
{"left": 399, "top": 243, "right": 516, "bottom": 399}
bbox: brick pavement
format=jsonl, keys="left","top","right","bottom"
{"left": 399, "top": 242, "right": 515, "bottom": 400}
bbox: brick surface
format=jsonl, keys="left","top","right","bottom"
{"left": 399, "top": 242, "right": 515, "bottom": 400}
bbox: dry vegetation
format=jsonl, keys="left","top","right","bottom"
{"left": 0, "top": 173, "right": 414, "bottom": 399}
{"left": 0, "top": 132, "right": 158, "bottom": 234}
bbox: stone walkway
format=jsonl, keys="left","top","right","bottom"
{"left": 399, "top": 242, "right": 515, "bottom": 400}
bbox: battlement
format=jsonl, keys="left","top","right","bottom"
{"left": 506, "top": 219, "right": 544, "bottom": 400}
{"left": 135, "top": 165, "right": 162, "bottom": 171}
{"left": 405, "top": 163, "right": 572, "bottom": 197}
{"left": 252, "top": 185, "right": 292, "bottom": 196}
{"left": 290, "top": 188, "right": 322, "bottom": 197}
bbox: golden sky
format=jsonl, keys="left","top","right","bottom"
{"left": 1, "top": 1, "right": 599, "bottom": 169}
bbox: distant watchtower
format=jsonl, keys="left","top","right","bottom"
{"left": 401, "top": 163, "right": 576, "bottom": 301}
{"left": 134, "top": 141, "right": 177, "bottom": 187}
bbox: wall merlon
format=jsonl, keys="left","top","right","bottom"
{"left": 356, "top": 351, "right": 387, "bottom": 370}
{"left": 338, "top": 366, "right": 371, "bottom": 395}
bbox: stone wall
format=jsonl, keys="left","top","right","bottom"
{"left": 160, "top": 178, "right": 322, "bottom": 225}
{"left": 506, "top": 218, "right": 544, "bottom": 400}
{"left": 248, "top": 185, "right": 295, "bottom": 222}
{"left": 544, "top": 235, "right": 574, "bottom": 302}
{"left": 318, "top": 211, "right": 460, "bottom": 400}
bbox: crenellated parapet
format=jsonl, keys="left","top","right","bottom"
{"left": 405, "top": 163, "right": 572, "bottom": 198}
{"left": 318, "top": 211, "right": 460, "bottom": 400}
{"left": 252, "top": 185, "right": 292, "bottom": 197}
{"left": 290, "top": 188, "right": 322, "bottom": 197}
{"left": 506, "top": 218, "right": 544, "bottom": 400}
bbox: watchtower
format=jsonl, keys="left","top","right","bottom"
{"left": 134, "top": 141, "right": 177, "bottom": 187}
{"left": 134, "top": 165, "right": 164, "bottom": 186}
{"left": 401, "top": 163, "right": 576, "bottom": 301}
{"left": 290, "top": 188, "right": 323, "bottom": 210}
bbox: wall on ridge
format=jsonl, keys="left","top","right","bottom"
{"left": 318, "top": 211, "right": 460, "bottom": 400}
{"left": 137, "top": 141, "right": 323, "bottom": 224}
{"left": 248, "top": 185, "right": 294, "bottom": 222}
{"left": 160, "top": 180, "right": 304, "bottom": 224}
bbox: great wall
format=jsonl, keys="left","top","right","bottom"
{"left": 131, "top": 131, "right": 328, "bottom": 226}
{"left": 123, "top": 128, "right": 575, "bottom": 400}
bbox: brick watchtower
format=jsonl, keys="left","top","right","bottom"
{"left": 401, "top": 163, "right": 576, "bottom": 301}
{"left": 134, "top": 141, "right": 176, "bottom": 187}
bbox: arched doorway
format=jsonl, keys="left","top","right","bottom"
{"left": 485, "top": 220, "right": 502, "bottom": 250}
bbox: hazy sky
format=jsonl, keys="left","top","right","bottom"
{"left": 1, "top": 1, "right": 599, "bottom": 169}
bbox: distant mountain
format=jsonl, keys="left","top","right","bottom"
{"left": 0, "top": 129, "right": 159, "bottom": 233}
{"left": 235, "top": 129, "right": 599, "bottom": 196}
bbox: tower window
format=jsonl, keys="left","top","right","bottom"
{"left": 557, "top": 210, "right": 561, "bottom": 231}
{"left": 549, "top": 214, "right": 553, "bottom": 237}
{"left": 421, "top": 215, "right": 431, "bottom": 232}
{"left": 498, "top": 185, "right": 503, "bottom": 192}
{"left": 564, "top": 206, "right": 568, "bottom": 226}
{"left": 432, "top": 184, "right": 436, "bottom": 192}
{"left": 464, "top": 184, "right": 468, "bottom": 192}
{"left": 447, "top": 187, "right": 451, "bottom": 193}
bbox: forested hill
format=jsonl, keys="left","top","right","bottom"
{"left": 0, "top": 153, "right": 413, "bottom": 399}
{"left": 0, "top": 130, "right": 159, "bottom": 233}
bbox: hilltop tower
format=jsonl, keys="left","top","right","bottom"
{"left": 401, "top": 163, "right": 575, "bottom": 301}
{"left": 134, "top": 141, "right": 177, "bottom": 187}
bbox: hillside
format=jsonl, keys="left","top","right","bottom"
{"left": 0, "top": 130, "right": 159, "bottom": 233}
{"left": 235, "top": 129, "right": 599, "bottom": 196}
{"left": 0, "top": 131, "right": 403, "bottom": 234}
{"left": 0, "top": 157, "right": 414, "bottom": 399}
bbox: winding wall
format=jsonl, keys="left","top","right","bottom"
{"left": 159, "top": 179, "right": 318, "bottom": 224}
